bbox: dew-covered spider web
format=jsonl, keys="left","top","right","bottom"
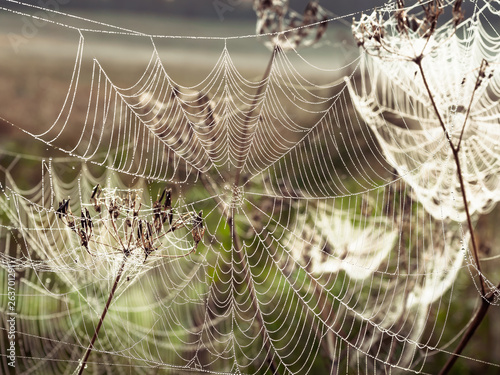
{"left": 1, "top": 0, "right": 500, "bottom": 374}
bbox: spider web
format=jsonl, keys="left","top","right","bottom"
{"left": 1, "top": 1, "right": 500, "bottom": 374}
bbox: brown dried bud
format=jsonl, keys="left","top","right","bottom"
{"left": 422, "top": 0, "right": 444, "bottom": 37}
{"left": 452, "top": 0, "right": 464, "bottom": 27}
{"left": 56, "top": 199, "right": 70, "bottom": 219}
{"left": 79, "top": 228, "right": 88, "bottom": 249}
{"left": 192, "top": 210, "right": 205, "bottom": 249}
{"left": 163, "top": 189, "right": 172, "bottom": 210}
{"left": 90, "top": 184, "right": 102, "bottom": 213}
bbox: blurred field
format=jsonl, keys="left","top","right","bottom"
{"left": 0, "top": 10, "right": 355, "bottom": 140}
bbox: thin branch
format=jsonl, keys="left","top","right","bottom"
{"left": 196, "top": 45, "right": 280, "bottom": 375}
{"left": 452, "top": 151, "right": 484, "bottom": 293}
{"left": 109, "top": 214, "right": 126, "bottom": 250}
{"left": 198, "top": 46, "right": 280, "bottom": 373}
{"left": 200, "top": 171, "right": 281, "bottom": 373}
{"left": 229, "top": 213, "right": 280, "bottom": 374}
{"left": 100, "top": 214, "right": 123, "bottom": 248}
{"left": 126, "top": 215, "right": 138, "bottom": 250}
{"left": 77, "top": 256, "right": 127, "bottom": 375}
{"left": 438, "top": 283, "right": 500, "bottom": 375}
{"left": 416, "top": 59, "right": 485, "bottom": 295}
{"left": 233, "top": 47, "right": 276, "bottom": 188}
{"left": 258, "top": 228, "right": 338, "bottom": 370}
{"left": 416, "top": 59, "right": 453, "bottom": 148}
{"left": 417, "top": 57, "right": 495, "bottom": 375}
{"left": 456, "top": 59, "right": 487, "bottom": 152}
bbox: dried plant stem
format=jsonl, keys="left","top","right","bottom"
{"left": 206, "top": 46, "right": 280, "bottom": 374}
{"left": 198, "top": 178, "right": 281, "bottom": 373}
{"left": 258, "top": 229, "right": 338, "bottom": 370}
{"left": 229, "top": 213, "right": 280, "bottom": 374}
{"left": 233, "top": 47, "right": 276, "bottom": 188}
{"left": 416, "top": 59, "right": 485, "bottom": 294}
{"left": 438, "top": 283, "right": 500, "bottom": 375}
{"left": 456, "top": 69, "right": 479, "bottom": 151}
{"left": 77, "top": 256, "right": 127, "bottom": 375}
{"left": 457, "top": 60, "right": 487, "bottom": 151}
{"left": 415, "top": 58, "right": 451, "bottom": 145}
{"left": 197, "top": 43, "right": 279, "bottom": 375}
{"left": 416, "top": 58, "right": 492, "bottom": 374}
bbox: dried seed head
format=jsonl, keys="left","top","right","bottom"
{"left": 91, "top": 184, "right": 100, "bottom": 199}
{"left": 158, "top": 188, "right": 166, "bottom": 204}
{"left": 56, "top": 199, "right": 77, "bottom": 232}
{"left": 137, "top": 220, "right": 143, "bottom": 239}
{"left": 153, "top": 187, "right": 173, "bottom": 233}
{"left": 476, "top": 59, "right": 492, "bottom": 90}
{"left": 56, "top": 199, "right": 70, "bottom": 219}
{"left": 164, "top": 189, "right": 172, "bottom": 210}
{"left": 452, "top": 0, "right": 464, "bottom": 27}
{"left": 395, "top": 0, "right": 407, "bottom": 33}
{"left": 85, "top": 208, "right": 92, "bottom": 222}
{"left": 352, "top": 11, "right": 386, "bottom": 50}
{"left": 81, "top": 210, "right": 87, "bottom": 230}
{"left": 91, "top": 184, "right": 102, "bottom": 213}
{"left": 60, "top": 184, "right": 202, "bottom": 263}
{"left": 79, "top": 228, "right": 89, "bottom": 249}
{"left": 254, "top": 0, "right": 328, "bottom": 51}
{"left": 421, "top": 0, "right": 444, "bottom": 37}
{"left": 108, "top": 200, "right": 120, "bottom": 219}
{"left": 192, "top": 210, "right": 205, "bottom": 248}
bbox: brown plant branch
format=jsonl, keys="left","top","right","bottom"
{"left": 217, "top": 46, "right": 279, "bottom": 373}
{"left": 258, "top": 228, "right": 338, "bottom": 370}
{"left": 64, "top": 188, "right": 203, "bottom": 374}
{"left": 198, "top": 172, "right": 281, "bottom": 373}
{"left": 416, "top": 59, "right": 485, "bottom": 295}
{"left": 415, "top": 58, "right": 453, "bottom": 147}
{"left": 233, "top": 47, "right": 277, "bottom": 188}
{"left": 229, "top": 213, "right": 280, "bottom": 374}
{"left": 438, "top": 282, "right": 500, "bottom": 375}
{"left": 77, "top": 256, "right": 127, "bottom": 375}
{"left": 416, "top": 57, "right": 497, "bottom": 375}
{"left": 456, "top": 59, "right": 488, "bottom": 152}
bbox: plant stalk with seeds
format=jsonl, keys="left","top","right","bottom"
{"left": 352, "top": 2, "right": 500, "bottom": 373}
{"left": 57, "top": 185, "right": 204, "bottom": 374}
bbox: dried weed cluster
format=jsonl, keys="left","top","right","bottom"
{"left": 56, "top": 185, "right": 204, "bottom": 263}
{"left": 350, "top": 2, "right": 500, "bottom": 373}
{"left": 352, "top": 0, "right": 465, "bottom": 59}
{"left": 253, "top": 0, "right": 328, "bottom": 50}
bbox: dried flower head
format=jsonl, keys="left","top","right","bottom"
{"left": 153, "top": 188, "right": 172, "bottom": 234}
{"left": 90, "top": 184, "right": 101, "bottom": 212}
{"left": 56, "top": 186, "right": 204, "bottom": 263}
{"left": 254, "top": 0, "right": 328, "bottom": 51}
{"left": 191, "top": 210, "right": 204, "bottom": 250}
{"left": 352, "top": 0, "right": 464, "bottom": 59}
{"left": 452, "top": 0, "right": 464, "bottom": 27}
